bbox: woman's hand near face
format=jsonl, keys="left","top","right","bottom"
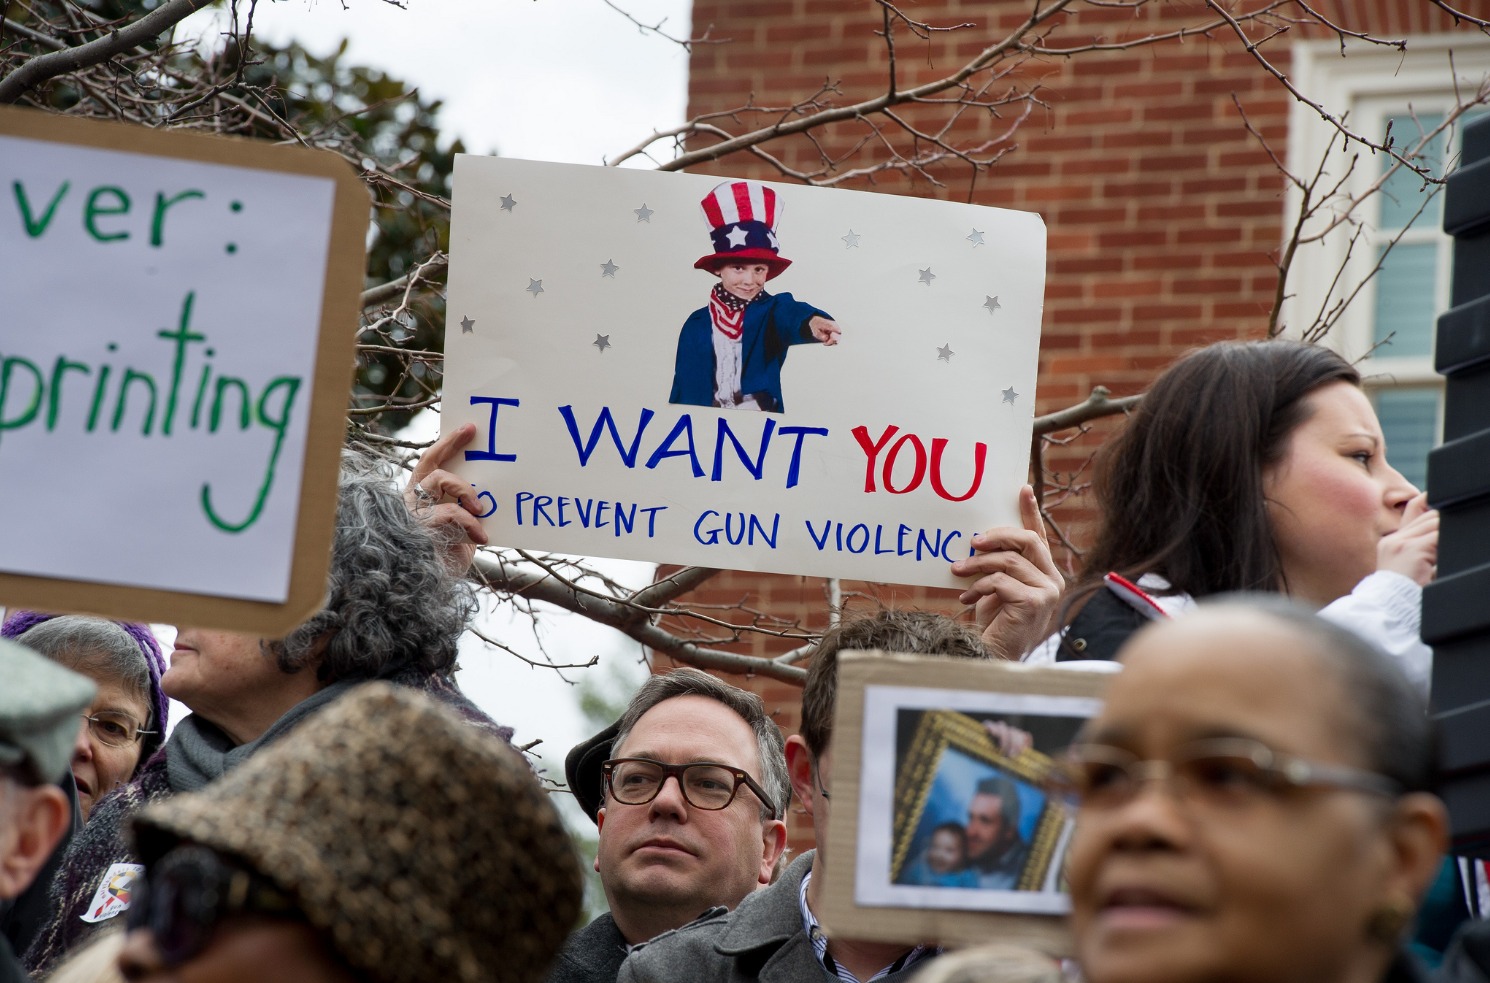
{"left": 1377, "top": 492, "right": 1438, "bottom": 587}
{"left": 950, "top": 485, "right": 1064, "bottom": 661}
{"left": 404, "top": 424, "right": 490, "bottom": 574}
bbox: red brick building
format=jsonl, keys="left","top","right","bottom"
{"left": 657, "top": 1, "right": 1488, "bottom": 853}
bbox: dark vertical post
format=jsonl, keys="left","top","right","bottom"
{"left": 1425, "top": 115, "right": 1490, "bottom": 854}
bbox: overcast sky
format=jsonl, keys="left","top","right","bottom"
{"left": 184, "top": 0, "right": 693, "bottom": 164}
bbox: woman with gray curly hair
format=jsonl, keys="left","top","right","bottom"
{"left": 23, "top": 450, "right": 510, "bottom": 976}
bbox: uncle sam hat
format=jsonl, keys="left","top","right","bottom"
{"left": 694, "top": 180, "right": 792, "bottom": 279}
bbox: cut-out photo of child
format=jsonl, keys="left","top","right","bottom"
{"left": 897, "top": 821, "right": 979, "bottom": 889}
{"left": 668, "top": 180, "right": 841, "bottom": 413}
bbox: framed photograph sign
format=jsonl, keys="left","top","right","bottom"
{"left": 819, "top": 651, "right": 1113, "bottom": 954}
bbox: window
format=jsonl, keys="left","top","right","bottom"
{"left": 1284, "top": 36, "right": 1490, "bottom": 489}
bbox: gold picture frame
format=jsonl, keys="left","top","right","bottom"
{"left": 891, "top": 709, "right": 1066, "bottom": 892}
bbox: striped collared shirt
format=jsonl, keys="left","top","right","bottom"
{"left": 798, "top": 870, "right": 936, "bottom": 983}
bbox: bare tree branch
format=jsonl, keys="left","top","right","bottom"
{"left": 1034, "top": 387, "right": 1141, "bottom": 435}
{"left": 0, "top": 0, "right": 216, "bottom": 103}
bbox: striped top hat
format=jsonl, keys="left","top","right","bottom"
{"left": 694, "top": 180, "right": 792, "bottom": 279}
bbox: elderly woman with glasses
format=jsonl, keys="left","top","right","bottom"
{"left": 1, "top": 614, "right": 168, "bottom": 821}
{"left": 0, "top": 614, "right": 168, "bottom": 964}
{"left": 23, "top": 452, "right": 512, "bottom": 977}
{"left": 1062, "top": 597, "right": 1448, "bottom": 983}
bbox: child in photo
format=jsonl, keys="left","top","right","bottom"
{"left": 669, "top": 180, "right": 841, "bottom": 413}
{"left": 899, "top": 821, "right": 979, "bottom": 888}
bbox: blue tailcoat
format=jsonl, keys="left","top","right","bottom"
{"left": 668, "top": 292, "right": 829, "bottom": 413}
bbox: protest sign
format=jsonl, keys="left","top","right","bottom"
{"left": 819, "top": 651, "right": 1111, "bottom": 953}
{"left": 444, "top": 157, "right": 1045, "bottom": 588}
{"left": 0, "top": 107, "right": 367, "bottom": 633}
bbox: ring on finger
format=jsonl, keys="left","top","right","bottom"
{"left": 413, "top": 482, "right": 437, "bottom": 505}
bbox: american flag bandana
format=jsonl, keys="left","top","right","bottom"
{"left": 709, "top": 283, "right": 760, "bottom": 340}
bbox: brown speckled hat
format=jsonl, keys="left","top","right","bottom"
{"left": 132, "top": 683, "right": 582, "bottom": 983}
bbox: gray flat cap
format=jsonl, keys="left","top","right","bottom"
{"left": 0, "top": 637, "right": 96, "bottom": 785}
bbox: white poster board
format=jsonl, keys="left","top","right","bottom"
{"left": 0, "top": 107, "right": 367, "bottom": 634}
{"left": 444, "top": 157, "right": 1044, "bottom": 588}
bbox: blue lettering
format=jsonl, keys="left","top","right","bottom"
{"left": 749, "top": 512, "right": 780, "bottom": 548}
{"left": 778, "top": 425, "right": 829, "bottom": 489}
{"left": 465, "top": 397, "right": 520, "bottom": 462}
{"left": 532, "top": 494, "right": 555, "bottom": 525}
{"left": 558, "top": 404, "right": 655, "bottom": 467}
{"left": 804, "top": 518, "right": 831, "bottom": 551}
{"left": 645, "top": 414, "right": 705, "bottom": 477}
{"left": 712, "top": 417, "right": 775, "bottom": 482}
{"left": 694, "top": 510, "right": 722, "bottom": 545}
{"left": 639, "top": 506, "right": 667, "bottom": 537}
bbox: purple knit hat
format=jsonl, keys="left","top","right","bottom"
{"left": 2, "top": 610, "right": 170, "bottom": 769}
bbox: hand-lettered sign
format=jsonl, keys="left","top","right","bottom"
{"left": 0, "top": 107, "right": 367, "bottom": 633}
{"left": 444, "top": 157, "right": 1045, "bottom": 588}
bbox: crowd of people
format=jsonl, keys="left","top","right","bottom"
{"left": 0, "top": 337, "right": 1484, "bottom": 983}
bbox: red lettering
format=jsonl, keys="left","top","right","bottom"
{"left": 928, "top": 438, "right": 987, "bottom": 502}
{"left": 851, "top": 424, "right": 899, "bottom": 493}
{"left": 882, "top": 433, "right": 927, "bottom": 494}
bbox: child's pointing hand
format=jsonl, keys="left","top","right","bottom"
{"left": 809, "top": 316, "right": 841, "bottom": 346}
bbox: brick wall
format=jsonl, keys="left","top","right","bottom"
{"left": 658, "top": 0, "right": 1478, "bottom": 855}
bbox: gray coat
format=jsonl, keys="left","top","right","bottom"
{"left": 618, "top": 852, "right": 926, "bottom": 983}
{"left": 548, "top": 912, "right": 631, "bottom": 983}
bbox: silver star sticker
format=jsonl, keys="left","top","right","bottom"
{"left": 601, "top": 259, "right": 619, "bottom": 278}
{"left": 983, "top": 295, "right": 1002, "bottom": 314}
{"left": 460, "top": 315, "right": 475, "bottom": 334}
{"left": 919, "top": 267, "right": 936, "bottom": 286}
{"left": 937, "top": 344, "right": 954, "bottom": 362}
{"left": 842, "top": 230, "right": 861, "bottom": 248}
{"left": 593, "top": 334, "right": 611, "bottom": 353}
{"left": 634, "top": 203, "right": 653, "bottom": 223}
{"left": 967, "top": 228, "right": 985, "bottom": 246}
{"left": 726, "top": 226, "right": 749, "bottom": 248}
{"left": 1001, "top": 386, "right": 1019, "bottom": 405}
{"left": 526, "top": 278, "right": 544, "bottom": 297}
{"left": 500, "top": 194, "right": 517, "bottom": 212}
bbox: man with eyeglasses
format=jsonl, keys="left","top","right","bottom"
{"left": 620, "top": 612, "right": 995, "bottom": 983}
{"left": 0, "top": 639, "right": 96, "bottom": 983}
{"left": 548, "top": 669, "right": 789, "bottom": 983}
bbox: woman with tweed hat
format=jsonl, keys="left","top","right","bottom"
{"left": 24, "top": 452, "right": 514, "bottom": 977}
{"left": 117, "top": 684, "right": 582, "bottom": 983}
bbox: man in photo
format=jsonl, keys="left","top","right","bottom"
{"left": 966, "top": 775, "right": 1031, "bottom": 890}
{"left": 669, "top": 180, "right": 840, "bottom": 413}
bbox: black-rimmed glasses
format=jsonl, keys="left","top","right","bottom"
{"left": 603, "top": 757, "right": 779, "bottom": 819}
{"left": 126, "top": 845, "right": 300, "bottom": 967}
{"left": 81, "top": 711, "right": 157, "bottom": 749}
{"left": 1053, "top": 736, "right": 1402, "bottom": 812}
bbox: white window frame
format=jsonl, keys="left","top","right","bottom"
{"left": 1283, "top": 33, "right": 1490, "bottom": 394}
